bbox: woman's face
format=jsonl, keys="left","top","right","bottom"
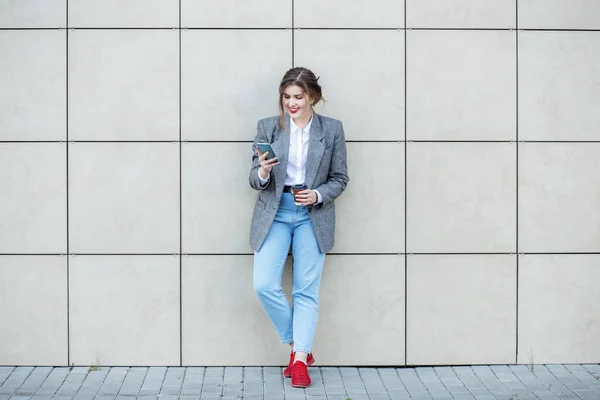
{"left": 282, "top": 85, "right": 313, "bottom": 123}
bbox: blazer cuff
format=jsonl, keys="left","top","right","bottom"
{"left": 314, "top": 189, "right": 323, "bottom": 204}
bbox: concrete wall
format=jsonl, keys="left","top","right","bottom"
{"left": 1, "top": 1, "right": 599, "bottom": 366}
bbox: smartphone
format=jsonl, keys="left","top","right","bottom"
{"left": 256, "top": 143, "right": 277, "bottom": 160}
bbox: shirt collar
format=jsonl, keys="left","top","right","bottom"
{"left": 289, "top": 113, "right": 314, "bottom": 135}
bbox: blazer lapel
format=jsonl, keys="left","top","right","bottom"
{"left": 305, "top": 113, "right": 326, "bottom": 189}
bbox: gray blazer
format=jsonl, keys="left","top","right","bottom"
{"left": 248, "top": 112, "right": 349, "bottom": 253}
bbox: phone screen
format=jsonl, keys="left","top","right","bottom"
{"left": 257, "top": 143, "right": 276, "bottom": 160}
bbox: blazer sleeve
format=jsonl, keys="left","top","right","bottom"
{"left": 249, "top": 119, "right": 272, "bottom": 191}
{"left": 313, "top": 120, "right": 349, "bottom": 208}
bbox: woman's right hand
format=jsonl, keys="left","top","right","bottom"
{"left": 257, "top": 149, "right": 279, "bottom": 179}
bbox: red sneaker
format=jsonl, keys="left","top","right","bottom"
{"left": 283, "top": 351, "right": 315, "bottom": 378}
{"left": 291, "top": 360, "right": 311, "bottom": 388}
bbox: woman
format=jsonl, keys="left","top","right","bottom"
{"left": 249, "top": 67, "right": 349, "bottom": 388}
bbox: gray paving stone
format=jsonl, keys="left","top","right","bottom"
{"left": 179, "top": 389, "right": 202, "bottom": 397}
{"left": 263, "top": 367, "right": 281, "bottom": 376}
{"left": 28, "top": 367, "right": 71, "bottom": 398}
{"left": 138, "top": 366, "right": 167, "bottom": 396}
{"left": 387, "top": 388, "right": 412, "bottom": 399}
{"left": 500, "top": 381, "right": 537, "bottom": 397}
{"left": 162, "top": 367, "right": 186, "bottom": 386}
{"left": 53, "top": 396, "right": 84, "bottom": 400}
{"left": 323, "top": 387, "right": 348, "bottom": 397}
{"left": 224, "top": 366, "right": 243, "bottom": 379}
{"left": 321, "top": 367, "right": 344, "bottom": 388}
{"left": 444, "top": 385, "right": 475, "bottom": 398}
{"left": 0, "top": 367, "right": 34, "bottom": 397}
{"left": 339, "top": 367, "right": 360, "bottom": 376}
{"left": 446, "top": 391, "right": 476, "bottom": 400}
{"left": 185, "top": 366, "right": 206, "bottom": 375}
{"left": 223, "top": 387, "right": 243, "bottom": 397}
{"left": 564, "top": 364, "right": 600, "bottom": 396}
{"left": 397, "top": 369, "right": 432, "bottom": 399}
{"left": 428, "top": 387, "right": 454, "bottom": 398}
{"left": 199, "top": 395, "right": 225, "bottom": 400}
{"left": 244, "top": 369, "right": 263, "bottom": 379}
{"left": 584, "top": 364, "right": 600, "bottom": 375}
{"left": 325, "top": 395, "right": 352, "bottom": 400}
{"left": 0, "top": 375, "right": 10, "bottom": 388}
{"left": 73, "top": 388, "right": 102, "bottom": 399}
{"left": 204, "top": 367, "right": 225, "bottom": 380}
{"left": 508, "top": 366, "right": 561, "bottom": 399}
{"left": 117, "top": 366, "right": 147, "bottom": 395}
{"left": 377, "top": 368, "right": 396, "bottom": 375}
{"left": 323, "top": 383, "right": 346, "bottom": 395}
{"left": 94, "top": 395, "right": 119, "bottom": 400}
{"left": 467, "top": 387, "right": 492, "bottom": 396}
{"left": 471, "top": 366, "right": 496, "bottom": 378}
{"left": 405, "top": 391, "right": 432, "bottom": 399}
{"left": 358, "top": 367, "right": 388, "bottom": 395}
{"left": 53, "top": 368, "right": 89, "bottom": 398}
{"left": 305, "top": 368, "right": 326, "bottom": 397}
{"left": 243, "top": 381, "right": 264, "bottom": 395}
{"left": 342, "top": 382, "right": 368, "bottom": 396}
{"left": 284, "top": 391, "right": 307, "bottom": 400}
{"left": 201, "top": 380, "right": 224, "bottom": 395}
{"left": 94, "top": 367, "right": 129, "bottom": 397}
{"left": 471, "top": 367, "right": 521, "bottom": 398}
{"left": 161, "top": 385, "right": 185, "bottom": 395}
{"left": 305, "top": 386, "right": 326, "bottom": 396}
{"left": 9, "top": 366, "right": 52, "bottom": 398}
{"left": 471, "top": 395, "right": 496, "bottom": 400}
{"left": 136, "top": 395, "right": 157, "bottom": 400}
{"left": 439, "top": 375, "right": 463, "bottom": 386}
{"left": 263, "top": 381, "right": 284, "bottom": 399}
{"left": 452, "top": 368, "right": 488, "bottom": 392}
{"left": 483, "top": 385, "right": 514, "bottom": 397}
{"left": 0, "top": 364, "right": 598, "bottom": 399}
{"left": 242, "top": 395, "right": 266, "bottom": 400}
{"left": 369, "top": 395, "right": 392, "bottom": 400}
{"left": 544, "top": 364, "right": 598, "bottom": 398}
{"left": 416, "top": 367, "right": 441, "bottom": 384}
{"left": 533, "top": 370, "right": 575, "bottom": 391}
{"left": 157, "top": 395, "right": 180, "bottom": 400}
{"left": 379, "top": 371, "right": 407, "bottom": 392}
{"left": 509, "top": 364, "right": 535, "bottom": 376}
{"left": 180, "top": 367, "right": 204, "bottom": 396}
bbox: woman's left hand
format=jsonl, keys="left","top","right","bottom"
{"left": 295, "top": 190, "right": 317, "bottom": 206}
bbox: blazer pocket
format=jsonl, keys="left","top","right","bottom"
{"left": 257, "top": 197, "right": 268, "bottom": 209}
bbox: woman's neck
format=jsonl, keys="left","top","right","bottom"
{"left": 294, "top": 110, "right": 313, "bottom": 130}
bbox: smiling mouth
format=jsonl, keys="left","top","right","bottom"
{"left": 289, "top": 108, "right": 299, "bottom": 114}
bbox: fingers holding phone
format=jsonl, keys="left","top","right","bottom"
{"left": 257, "top": 145, "right": 279, "bottom": 179}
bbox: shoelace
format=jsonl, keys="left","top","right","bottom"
{"left": 293, "top": 361, "right": 309, "bottom": 379}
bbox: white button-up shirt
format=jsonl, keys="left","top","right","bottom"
{"left": 286, "top": 116, "right": 312, "bottom": 186}
{"left": 258, "top": 116, "right": 322, "bottom": 203}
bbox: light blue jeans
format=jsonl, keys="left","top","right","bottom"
{"left": 253, "top": 192, "right": 326, "bottom": 354}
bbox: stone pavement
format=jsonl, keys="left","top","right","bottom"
{"left": 0, "top": 364, "right": 599, "bottom": 400}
